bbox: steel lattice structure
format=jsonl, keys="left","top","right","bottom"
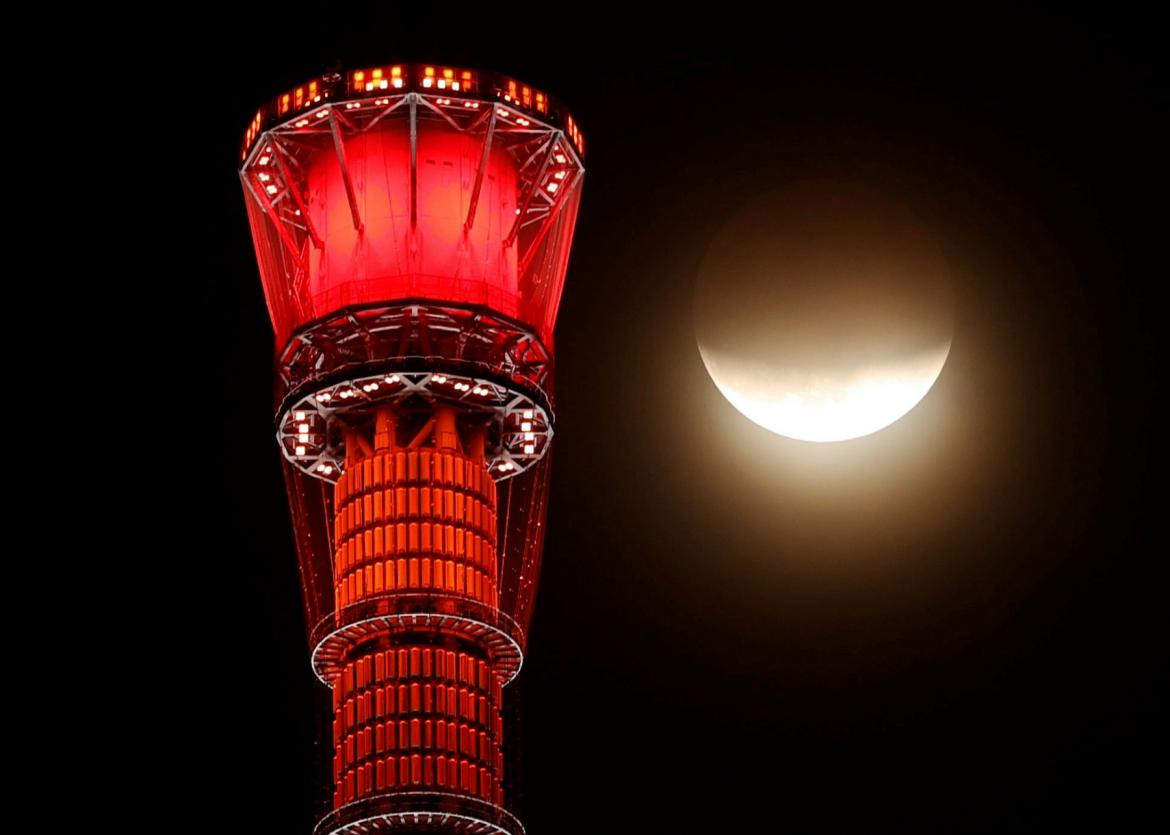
{"left": 239, "top": 64, "right": 584, "bottom": 835}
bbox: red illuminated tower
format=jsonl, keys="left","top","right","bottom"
{"left": 239, "top": 65, "right": 584, "bottom": 835}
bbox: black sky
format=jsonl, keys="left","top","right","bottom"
{"left": 164, "top": 9, "right": 1161, "bottom": 833}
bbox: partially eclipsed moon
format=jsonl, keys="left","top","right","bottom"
{"left": 695, "top": 181, "right": 953, "bottom": 443}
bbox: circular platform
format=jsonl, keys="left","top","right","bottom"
{"left": 315, "top": 791, "right": 524, "bottom": 835}
{"left": 278, "top": 364, "right": 551, "bottom": 485}
{"left": 311, "top": 593, "right": 525, "bottom": 686}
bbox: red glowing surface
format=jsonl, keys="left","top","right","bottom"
{"left": 306, "top": 128, "right": 520, "bottom": 326}
{"left": 243, "top": 70, "right": 583, "bottom": 352}
{"left": 332, "top": 441, "right": 505, "bottom": 809}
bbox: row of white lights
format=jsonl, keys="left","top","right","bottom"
{"left": 295, "top": 382, "right": 545, "bottom": 475}
{"left": 502, "top": 405, "right": 546, "bottom": 466}
{"left": 308, "top": 373, "right": 503, "bottom": 407}
{"left": 365, "top": 78, "right": 406, "bottom": 92}
{"left": 291, "top": 108, "right": 330, "bottom": 128}
{"left": 313, "top": 371, "right": 496, "bottom": 401}
{"left": 289, "top": 409, "right": 316, "bottom": 458}
{"left": 496, "top": 107, "right": 531, "bottom": 128}
{"left": 343, "top": 97, "right": 396, "bottom": 110}
{"left": 545, "top": 148, "right": 571, "bottom": 196}
{"left": 314, "top": 374, "right": 402, "bottom": 403}
{"left": 516, "top": 408, "right": 539, "bottom": 455}
{"left": 429, "top": 375, "right": 494, "bottom": 397}
{"left": 253, "top": 70, "right": 585, "bottom": 158}
{"left": 421, "top": 77, "right": 461, "bottom": 91}
{"left": 435, "top": 97, "right": 481, "bottom": 110}
{"left": 253, "top": 147, "right": 281, "bottom": 195}
{"left": 290, "top": 96, "right": 529, "bottom": 134}
{"left": 286, "top": 406, "right": 334, "bottom": 476}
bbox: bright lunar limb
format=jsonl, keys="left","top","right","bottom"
{"left": 697, "top": 341, "right": 950, "bottom": 442}
{"left": 694, "top": 180, "right": 954, "bottom": 443}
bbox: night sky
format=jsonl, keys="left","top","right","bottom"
{"left": 176, "top": 10, "right": 1160, "bottom": 833}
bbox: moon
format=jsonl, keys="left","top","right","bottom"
{"left": 695, "top": 181, "right": 954, "bottom": 443}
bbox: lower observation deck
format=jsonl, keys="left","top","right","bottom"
{"left": 275, "top": 302, "right": 555, "bottom": 484}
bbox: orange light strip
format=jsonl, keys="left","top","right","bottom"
{"left": 241, "top": 110, "right": 263, "bottom": 160}
{"left": 243, "top": 66, "right": 582, "bottom": 160}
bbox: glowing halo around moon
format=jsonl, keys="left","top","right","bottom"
{"left": 694, "top": 181, "right": 954, "bottom": 443}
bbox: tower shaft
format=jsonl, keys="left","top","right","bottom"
{"left": 239, "top": 64, "right": 584, "bottom": 835}
{"left": 331, "top": 424, "right": 505, "bottom": 809}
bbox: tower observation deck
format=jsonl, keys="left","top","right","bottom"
{"left": 239, "top": 64, "right": 585, "bottom": 835}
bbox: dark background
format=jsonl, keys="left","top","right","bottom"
{"left": 162, "top": 9, "right": 1159, "bottom": 833}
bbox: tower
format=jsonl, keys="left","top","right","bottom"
{"left": 239, "top": 65, "right": 584, "bottom": 835}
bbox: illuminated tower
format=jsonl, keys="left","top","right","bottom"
{"left": 239, "top": 65, "right": 584, "bottom": 835}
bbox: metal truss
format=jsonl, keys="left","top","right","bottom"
{"left": 277, "top": 367, "right": 553, "bottom": 486}
{"left": 315, "top": 791, "right": 525, "bottom": 835}
{"left": 278, "top": 302, "right": 553, "bottom": 408}
{"left": 310, "top": 591, "right": 525, "bottom": 686}
{"left": 239, "top": 93, "right": 585, "bottom": 312}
